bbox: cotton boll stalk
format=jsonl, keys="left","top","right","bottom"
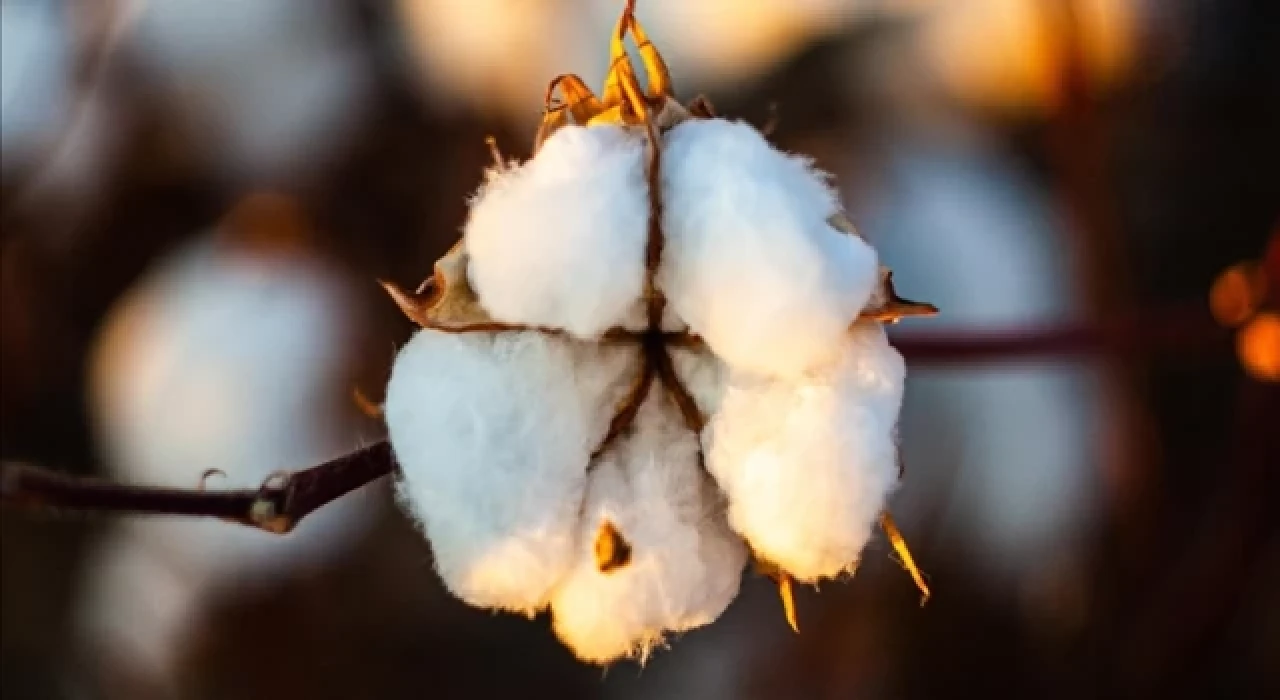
{"left": 550, "top": 390, "right": 747, "bottom": 664}
{"left": 80, "top": 231, "right": 376, "bottom": 685}
{"left": 465, "top": 124, "right": 650, "bottom": 339}
{"left": 660, "top": 118, "right": 880, "bottom": 377}
{"left": 703, "top": 322, "right": 904, "bottom": 582}
{"left": 385, "top": 330, "right": 637, "bottom": 614}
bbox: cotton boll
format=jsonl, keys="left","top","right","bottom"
{"left": 385, "top": 329, "right": 637, "bottom": 614}
{"left": 704, "top": 322, "right": 903, "bottom": 582}
{"left": 550, "top": 390, "right": 747, "bottom": 664}
{"left": 465, "top": 124, "right": 650, "bottom": 339}
{"left": 660, "top": 118, "right": 880, "bottom": 377}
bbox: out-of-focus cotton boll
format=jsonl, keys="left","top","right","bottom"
{"left": 1, "top": 0, "right": 73, "bottom": 173}
{"left": 465, "top": 125, "right": 650, "bottom": 339}
{"left": 81, "top": 230, "right": 376, "bottom": 682}
{"left": 660, "top": 118, "right": 880, "bottom": 378}
{"left": 125, "top": 0, "right": 369, "bottom": 181}
{"left": 385, "top": 330, "right": 637, "bottom": 614}
{"left": 704, "top": 322, "right": 904, "bottom": 582}
{"left": 550, "top": 390, "right": 746, "bottom": 664}
{"left": 861, "top": 140, "right": 1103, "bottom": 580}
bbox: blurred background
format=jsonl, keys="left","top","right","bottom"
{"left": 1, "top": 0, "right": 1277, "bottom": 698}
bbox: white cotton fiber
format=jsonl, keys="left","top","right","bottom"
{"left": 384, "top": 330, "right": 637, "bottom": 614}
{"left": 669, "top": 345, "right": 728, "bottom": 418}
{"left": 703, "top": 322, "right": 904, "bottom": 582}
{"left": 550, "top": 389, "right": 747, "bottom": 664}
{"left": 659, "top": 118, "right": 880, "bottom": 377}
{"left": 466, "top": 124, "right": 650, "bottom": 339}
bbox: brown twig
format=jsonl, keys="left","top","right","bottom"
{"left": 0, "top": 441, "right": 393, "bottom": 534}
{"left": 891, "top": 308, "right": 1229, "bottom": 365}
{"left": 0, "top": 311, "right": 1230, "bottom": 528}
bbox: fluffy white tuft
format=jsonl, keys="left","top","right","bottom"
{"left": 550, "top": 389, "right": 747, "bottom": 664}
{"left": 385, "top": 329, "right": 636, "bottom": 614}
{"left": 466, "top": 124, "right": 650, "bottom": 338}
{"left": 659, "top": 118, "right": 880, "bottom": 377}
{"left": 703, "top": 322, "right": 904, "bottom": 582}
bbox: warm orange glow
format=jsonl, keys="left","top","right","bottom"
{"left": 1238, "top": 312, "right": 1280, "bottom": 382}
{"left": 1210, "top": 263, "right": 1267, "bottom": 328}
{"left": 919, "top": 0, "right": 1140, "bottom": 114}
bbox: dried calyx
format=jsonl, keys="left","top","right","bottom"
{"left": 380, "top": 0, "right": 934, "bottom": 665}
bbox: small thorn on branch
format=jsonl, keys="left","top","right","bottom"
{"left": 197, "top": 468, "right": 227, "bottom": 490}
{"left": 0, "top": 441, "right": 395, "bottom": 534}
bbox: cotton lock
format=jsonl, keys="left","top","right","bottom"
{"left": 380, "top": 3, "right": 931, "bottom": 665}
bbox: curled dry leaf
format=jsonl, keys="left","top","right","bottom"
{"left": 380, "top": 242, "right": 505, "bottom": 331}
{"left": 381, "top": 0, "right": 935, "bottom": 665}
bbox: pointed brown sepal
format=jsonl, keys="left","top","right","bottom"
{"left": 379, "top": 278, "right": 435, "bottom": 328}
{"left": 351, "top": 386, "right": 383, "bottom": 419}
{"left": 826, "top": 212, "right": 938, "bottom": 323}
{"left": 778, "top": 574, "right": 800, "bottom": 634}
{"left": 752, "top": 555, "right": 800, "bottom": 633}
{"left": 381, "top": 241, "right": 520, "bottom": 332}
{"left": 859, "top": 268, "right": 939, "bottom": 324}
{"left": 594, "top": 520, "right": 632, "bottom": 573}
{"left": 686, "top": 94, "right": 717, "bottom": 119}
{"left": 880, "top": 511, "right": 931, "bottom": 606}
